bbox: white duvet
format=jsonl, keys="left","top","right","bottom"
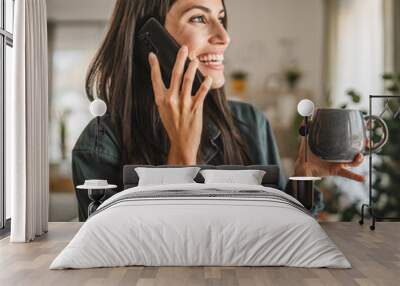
{"left": 50, "top": 183, "right": 351, "bottom": 269}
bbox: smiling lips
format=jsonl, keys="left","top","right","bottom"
{"left": 197, "top": 53, "right": 224, "bottom": 70}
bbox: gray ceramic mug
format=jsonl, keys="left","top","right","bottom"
{"left": 308, "top": 109, "right": 389, "bottom": 162}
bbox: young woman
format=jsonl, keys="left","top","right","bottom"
{"left": 72, "top": 0, "right": 364, "bottom": 221}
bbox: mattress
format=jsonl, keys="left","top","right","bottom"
{"left": 50, "top": 183, "right": 350, "bottom": 269}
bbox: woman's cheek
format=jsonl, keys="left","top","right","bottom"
{"left": 177, "top": 30, "right": 206, "bottom": 56}
{"left": 173, "top": 29, "right": 226, "bottom": 88}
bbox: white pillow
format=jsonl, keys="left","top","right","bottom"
{"left": 135, "top": 167, "right": 201, "bottom": 186}
{"left": 200, "top": 169, "right": 266, "bottom": 185}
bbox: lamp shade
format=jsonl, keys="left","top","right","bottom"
{"left": 89, "top": 99, "right": 107, "bottom": 117}
{"left": 297, "top": 99, "right": 314, "bottom": 117}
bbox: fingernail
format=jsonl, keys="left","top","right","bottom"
{"left": 148, "top": 52, "right": 155, "bottom": 64}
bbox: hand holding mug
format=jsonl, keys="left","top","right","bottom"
{"left": 294, "top": 137, "right": 365, "bottom": 182}
{"left": 308, "top": 109, "right": 388, "bottom": 162}
{"left": 294, "top": 102, "right": 389, "bottom": 182}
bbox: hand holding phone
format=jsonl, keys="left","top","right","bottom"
{"left": 136, "top": 17, "right": 204, "bottom": 95}
{"left": 137, "top": 18, "right": 213, "bottom": 164}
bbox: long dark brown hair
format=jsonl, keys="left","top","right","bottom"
{"left": 85, "top": 0, "right": 250, "bottom": 165}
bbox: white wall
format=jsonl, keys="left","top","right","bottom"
{"left": 47, "top": 0, "right": 114, "bottom": 22}
{"left": 224, "top": 0, "right": 325, "bottom": 102}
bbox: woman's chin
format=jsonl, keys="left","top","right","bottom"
{"left": 199, "top": 67, "right": 225, "bottom": 89}
{"left": 208, "top": 77, "right": 225, "bottom": 89}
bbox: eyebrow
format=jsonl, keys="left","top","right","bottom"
{"left": 181, "top": 5, "right": 225, "bottom": 15}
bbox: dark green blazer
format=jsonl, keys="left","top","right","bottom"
{"left": 72, "top": 100, "right": 321, "bottom": 221}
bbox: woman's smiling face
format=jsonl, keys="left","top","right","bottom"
{"left": 165, "top": 0, "right": 230, "bottom": 89}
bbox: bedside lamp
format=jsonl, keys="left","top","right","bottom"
{"left": 289, "top": 99, "right": 319, "bottom": 211}
{"left": 297, "top": 99, "right": 315, "bottom": 162}
{"left": 89, "top": 98, "right": 107, "bottom": 117}
{"left": 77, "top": 98, "right": 115, "bottom": 217}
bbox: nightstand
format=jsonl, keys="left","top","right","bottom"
{"left": 76, "top": 180, "right": 117, "bottom": 216}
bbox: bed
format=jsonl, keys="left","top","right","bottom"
{"left": 50, "top": 165, "right": 350, "bottom": 269}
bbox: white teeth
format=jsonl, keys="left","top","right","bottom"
{"left": 198, "top": 54, "right": 224, "bottom": 63}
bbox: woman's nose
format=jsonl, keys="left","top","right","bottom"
{"left": 209, "top": 22, "right": 231, "bottom": 47}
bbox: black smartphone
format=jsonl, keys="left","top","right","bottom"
{"left": 135, "top": 17, "right": 204, "bottom": 95}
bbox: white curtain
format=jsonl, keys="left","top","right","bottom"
{"left": 7, "top": 0, "right": 49, "bottom": 242}
{"left": 328, "top": 0, "right": 384, "bottom": 109}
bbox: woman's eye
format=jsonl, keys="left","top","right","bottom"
{"left": 190, "top": 16, "right": 206, "bottom": 24}
{"left": 189, "top": 15, "right": 225, "bottom": 25}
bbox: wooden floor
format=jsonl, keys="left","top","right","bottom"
{"left": 0, "top": 222, "right": 399, "bottom": 286}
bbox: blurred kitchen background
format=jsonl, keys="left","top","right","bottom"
{"left": 47, "top": 0, "right": 400, "bottom": 222}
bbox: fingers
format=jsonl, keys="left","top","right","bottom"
{"left": 192, "top": 76, "right": 213, "bottom": 112}
{"left": 337, "top": 168, "right": 365, "bottom": 182}
{"left": 169, "top": 46, "right": 188, "bottom": 93}
{"left": 148, "top": 52, "right": 166, "bottom": 103}
{"left": 350, "top": 153, "right": 364, "bottom": 167}
{"left": 181, "top": 59, "right": 199, "bottom": 109}
{"left": 343, "top": 153, "right": 364, "bottom": 168}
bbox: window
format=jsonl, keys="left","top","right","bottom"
{"left": 1, "top": 0, "right": 14, "bottom": 231}
{"left": 328, "top": 0, "right": 384, "bottom": 109}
